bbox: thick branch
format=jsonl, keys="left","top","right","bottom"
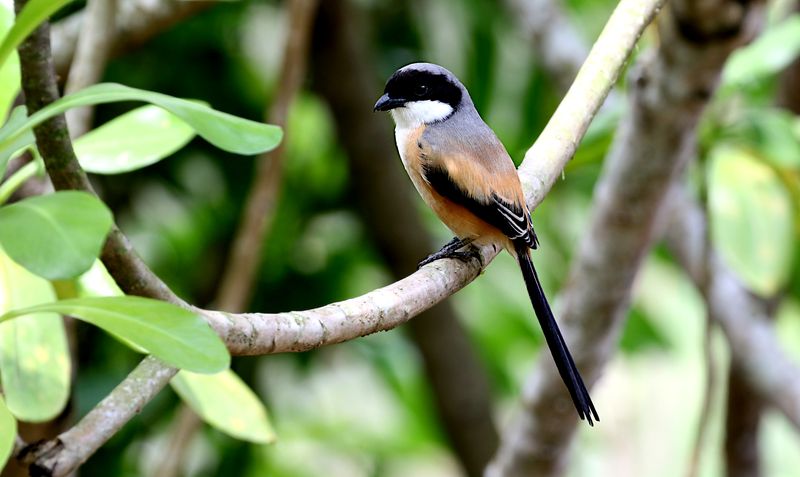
{"left": 488, "top": 0, "right": 764, "bottom": 475}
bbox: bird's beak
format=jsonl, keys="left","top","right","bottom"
{"left": 373, "top": 94, "right": 404, "bottom": 111}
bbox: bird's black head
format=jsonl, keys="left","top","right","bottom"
{"left": 374, "top": 63, "right": 464, "bottom": 114}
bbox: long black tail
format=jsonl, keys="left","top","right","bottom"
{"left": 514, "top": 241, "right": 599, "bottom": 425}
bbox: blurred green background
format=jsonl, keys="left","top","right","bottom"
{"left": 10, "top": 0, "right": 800, "bottom": 475}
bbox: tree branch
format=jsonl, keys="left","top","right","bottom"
{"left": 15, "top": 0, "right": 666, "bottom": 472}
{"left": 516, "top": 0, "right": 665, "bottom": 208}
{"left": 63, "top": 0, "right": 117, "bottom": 137}
{"left": 505, "top": 0, "right": 588, "bottom": 93}
{"left": 51, "top": 0, "right": 216, "bottom": 78}
{"left": 488, "top": 0, "right": 764, "bottom": 475}
{"left": 157, "top": 2, "right": 318, "bottom": 471}
{"left": 665, "top": 189, "right": 800, "bottom": 430}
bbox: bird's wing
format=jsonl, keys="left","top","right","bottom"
{"left": 419, "top": 144, "right": 538, "bottom": 249}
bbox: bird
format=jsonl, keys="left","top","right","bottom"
{"left": 374, "top": 62, "right": 598, "bottom": 424}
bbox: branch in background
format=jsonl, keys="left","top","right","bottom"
{"left": 488, "top": 0, "right": 764, "bottom": 475}
{"left": 686, "top": 316, "right": 719, "bottom": 477}
{"left": 63, "top": 0, "right": 117, "bottom": 137}
{"left": 725, "top": 347, "right": 767, "bottom": 477}
{"left": 157, "top": 1, "right": 319, "bottom": 474}
{"left": 151, "top": 405, "right": 204, "bottom": 477}
{"left": 16, "top": 0, "right": 666, "bottom": 472}
{"left": 721, "top": 26, "right": 800, "bottom": 475}
{"left": 515, "top": 0, "right": 663, "bottom": 209}
{"left": 665, "top": 189, "right": 800, "bottom": 431}
{"left": 310, "top": 0, "right": 497, "bottom": 474}
{"left": 51, "top": 0, "right": 215, "bottom": 78}
{"left": 215, "top": 0, "right": 318, "bottom": 313}
{"left": 505, "top": 0, "right": 588, "bottom": 93}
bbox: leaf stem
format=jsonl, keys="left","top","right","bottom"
{"left": 0, "top": 156, "right": 42, "bottom": 205}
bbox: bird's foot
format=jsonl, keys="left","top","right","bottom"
{"left": 418, "top": 237, "right": 480, "bottom": 269}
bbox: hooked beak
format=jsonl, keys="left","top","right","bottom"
{"left": 373, "top": 94, "right": 405, "bottom": 111}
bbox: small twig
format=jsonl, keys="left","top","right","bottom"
{"left": 686, "top": 315, "right": 718, "bottom": 477}
{"left": 0, "top": 158, "right": 42, "bottom": 204}
{"left": 63, "top": 0, "right": 117, "bottom": 137}
{"left": 151, "top": 405, "right": 203, "bottom": 477}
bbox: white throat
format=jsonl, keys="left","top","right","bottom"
{"left": 390, "top": 100, "right": 454, "bottom": 129}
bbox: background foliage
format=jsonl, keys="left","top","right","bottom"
{"left": 1, "top": 0, "right": 800, "bottom": 476}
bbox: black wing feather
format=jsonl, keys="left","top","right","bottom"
{"left": 421, "top": 162, "right": 538, "bottom": 248}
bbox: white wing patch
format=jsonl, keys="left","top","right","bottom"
{"left": 492, "top": 195, "right": 537, "bottom": 247}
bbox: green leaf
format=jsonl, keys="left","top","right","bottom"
{"left": 0, "top": 396, "right": 16, "bottom": 470}
{"left": 0, "top": 191, "right": 113, "bottom": 279}
{"left": 0, "top": 249, "right": 70, "bottom": 422}
{"left": 722, "top": 15, "right": 800, "bottom": 87}
{"left": 0, "top": 106, "right": 35, "bottom": 177}
{"left": 1, "top": 83, "right": 282, "bottom": 157}
{"left": 736, "top": 109, "right": 800, "bottom": 168}
{"left": 0, "top": 3, "right": 20, "bottom": 120}
{"left": 708, "top": 145, "right": 796, "bottom": 295}
{"left": 0, "top": 296, "right": 230, "bottom": 373}
{"left": 0, "top": 0, "right": 75, "bottom": 70}
{"left": 74, "top": 260, "right": 123, "bottom": 298}
{"left": 172, "top": 369, "right": 276, "bottom": 443}
{"left": 0, "top": 159, "right": 42, "bottom": 205}
{"left": 74, "top": 105, "right": 196, "bottom": 174}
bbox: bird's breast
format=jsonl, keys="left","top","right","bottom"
{"left": 394, "top": 124, "right": 433, "bottom": 202}
{"left": 393, "top": 124, "right": 509, "bottom": 247}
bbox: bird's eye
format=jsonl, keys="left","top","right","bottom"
{"left": 414, "top": 84, "right": 428, "bottom": 97}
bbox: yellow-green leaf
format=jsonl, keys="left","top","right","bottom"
{"left": 74, "top": 105, "right": 195, "bottom": 174}
{"left": 172, "top": 369, "right": 275, "bottom": 443}
{"left": 0, "top": 249, "right": 70, "bottom": 422}
{"left": 0, "top": 296, "right": 229, "bottom": 373}
{"left": 708, "top": 145, "right": 796, "bottom": 295}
